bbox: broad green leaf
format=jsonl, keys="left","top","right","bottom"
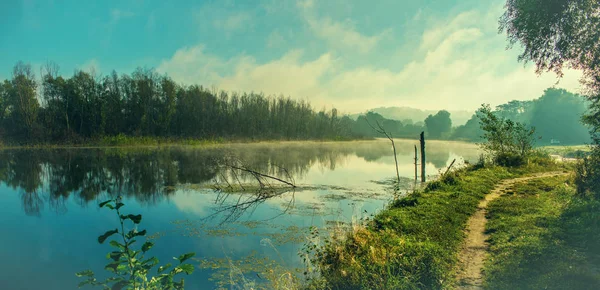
{"left": 104, "top": 262, "right": 120, "bottom": 273}
{"left": 77, "top": 280, "right": 91, "bottom": 288}
{"left": 105, "top": 204, "right": 115, "bottom": 210}
{"left": 98, "top": 229, "right": 119, "bottom": 244}
{"left": 107, "top": 251, "right": 123, "bottom": 261}
{"left": 75, "top": 270, "right": 94, "bottom": 277}
{"left": 121, "top": 214, "right": 142, "bottom": 224}
{"left": 115, "top": 202, "right": 125, "bottom": 210}
{"left": 99, "top": 200, "right": 112, "bottom": 208}
{"left": 142, "top": 241, "right": 154, "bottom": 253}
{"left": 176, "top": 252, "right": 195, "bottom": 264}
{"left": 141, "top": 257, "right": 159, "bottom": 270}
{"left": 157, "top": 263, "right": 172, "bottom": 274}
{"left": 126, "top": 229, "right": 147, "bottom": 239}
{"left": 177, "top": 264, "right": 194, "bottom": 275}
{"left": 109, "top": 240, "right": 125, "bottom": 250}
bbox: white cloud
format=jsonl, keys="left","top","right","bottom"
{"left": 158, "top": 5, "right": 584, "bottom": 114}
{"left": 213, "top": 11, "right": 252, "bottom": 32}
{"left": 297, "top": 0, "right": 388, "bottom": 54}
{"left": 304, "top": 16, "right": 389, "bottom": 54}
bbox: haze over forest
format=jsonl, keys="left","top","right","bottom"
{"left": 0, "top": 0, "right": 592, "bottom": 145}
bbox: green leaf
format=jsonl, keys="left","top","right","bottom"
{"left": 75, "top": 270, "right": 94, "bottom": 277}
{"left": 141, "top": 257, "right": 159, "bottom": 270}
{"left": 77, "top": 280, "right": 92, "bottom": 288}
{"left": 142, "top": 241, "right": 154, "bottom": 253}
{"left": 126, "top": 229, "right": 147, "bottom": 239}
{"left": 98, "top": 229, "right": 119, "bottom": 244}
{"left": 105, "top": 204, "right": 115, "bottom": 210}
{"left": 115, "top": 202, "right": 125, "bottom": 210}
{"left": 176, "top": 264, "right": 194, "bottom": 275}
{"left": 104, "top": 262, "right": 120, "bottom": 273}
{"left": 121, "top": 214, "right": 142, "bottom": 224}
{"left": 107, "top": 251, "right": 123, "bottom": 261}
{"left": 109, "top": 240, "right": 125, "bottom": 250}
{"left": 176, "top": 253, "right": 195, "bottom": 264}
{"left": 157, "top": 263, "right": 172, "bottom": 274}
{"left": 99, "top": 200, "right": 112, "bottom": 208}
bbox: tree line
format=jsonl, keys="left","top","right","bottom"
{"left": 0, "top": 61, "right": 360, "bottom": 144}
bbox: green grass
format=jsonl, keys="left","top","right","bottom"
{"left": 308, "top": 160, "right": 566, "bottom": 290}
{"left": 540, "top": 145, "right": 592, "bottom": 158}
{"left": 484, "top": 176, "right": 600, "bottom": 289}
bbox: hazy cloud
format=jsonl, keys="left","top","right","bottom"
{"left": 213, "top": 11, "right": 252, "bottom": 32}
{"left": 157, "top": 2, "right": 584, "bottom": 114}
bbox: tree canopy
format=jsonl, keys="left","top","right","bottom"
{"left": 500, "top": 0, "right": 600, "bottom": 140}
{"left": 425, "top": 110, "right": 452, "bottom": 139}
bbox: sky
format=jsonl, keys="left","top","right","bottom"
{"left": 0, "top": 0, "right": 584, "bottom": 114}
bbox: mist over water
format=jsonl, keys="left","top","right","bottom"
{"left": 0, "top": 140, "right": 480, "bottom": 289}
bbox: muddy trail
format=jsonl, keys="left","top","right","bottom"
{"left": 455, "top": 171, "right": 570, "bottom": 289}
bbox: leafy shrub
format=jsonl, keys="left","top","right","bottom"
{"left": 575, "top": 148, "right": 600, "bottom": 198}
{"left": 494, "top": 152, "right": 526, "bottom": 167}
{"left": 477, "top": 104, "right": 536, "bottom": 167}
{"left": 76, "top": 197, "right": 196, "bottom": 289}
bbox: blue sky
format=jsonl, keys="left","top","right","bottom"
{"left": 0, "top": 0, "right": 583, "bottom": 113}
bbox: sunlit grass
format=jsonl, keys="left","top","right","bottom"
{"left": 484, "top": 176, "right": 600, "bottom": 289}
{"left": 306, "top": 158, "right": 568, "bottom": 289}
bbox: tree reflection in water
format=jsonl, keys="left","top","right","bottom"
{"left": 0, "top": 140, "right": 480, "bottom": 216}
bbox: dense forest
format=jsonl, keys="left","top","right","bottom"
{"left": 0, "top": 62, "right": 591, "bottom": 145}
{"left": 0, "top": 62, "right": 357, "bottom": 144}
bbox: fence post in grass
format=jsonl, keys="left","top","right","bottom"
{"left": 420, "top": 132, "right": 426, "bottom": 183}
{"left": 414, "top": 145, "right": 418, "bottom": 181}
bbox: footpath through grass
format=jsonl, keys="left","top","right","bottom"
{"left": 484, "top": 176, "right": 600, "bottom": 289}
{"left": 308, "top": 158, "right": 566, "bottom": 289}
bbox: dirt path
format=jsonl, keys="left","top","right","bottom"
{"left": 455, "top": 171, "right": 570, "bottom": 289}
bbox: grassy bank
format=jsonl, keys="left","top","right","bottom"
{"left": 540, "top": 144, "right": 592, "bottom": 158}
{"left": 0, "top": 134, "right": 365, "bottom": 149}
{"left": 307, "top": 158, "right": 566, "bottom": 289}
{"left": 483, "top": 176, "right": 600, "bottom": 289}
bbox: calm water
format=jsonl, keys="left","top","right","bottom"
{"left": 0, "top": 140, "right": 480, "bottom": 289}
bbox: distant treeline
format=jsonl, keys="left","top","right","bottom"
{"left": 0, "top": 62, "right": 591, "bottom": 145}
{"left": 0, "top": 62, "right": 364, "bottom": 144}
{"left": 453, "top": 88, "right": 591, "bottom": 145}
{"left": 352, "top": 88, "right": 591, "bottom": 145}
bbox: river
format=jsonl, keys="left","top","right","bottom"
{"left": 0, "top": 139, "right": 481, "bottom": 289}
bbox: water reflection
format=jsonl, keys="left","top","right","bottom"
{"left": 0, "top": 140, "right": 481, "bottom": 216}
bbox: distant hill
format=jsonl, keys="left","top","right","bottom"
{"left": 349, "top": 106, "right": 473, "bottom": 126}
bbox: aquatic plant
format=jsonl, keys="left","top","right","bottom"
{"left": 76, "top": 197, "right": 196, "bottom": 289}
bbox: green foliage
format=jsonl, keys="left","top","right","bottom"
{"left": 1, "top": 62, "right": 362, "bottom": 144}
{"left": 352, "top": 111, "right": 424, "bottom": 139}
{"left": 77, "top": 197, "right": 196, "bottom": 289}
{"left": 424, "top": 110, "right": 452, "bottom": 139}
{"left": 478, "top": 104, "right": 536, "bottom": 166}
{"left": 530, "top": 88, "right": 590, "bottom": 145}
{"left": 306, "top": 166, "right": 515, "bottom": 289}
{"left": 484, "top": 176, "right": 600, "bottom": 289}
{"left": 575, "top": 147, "right": 600, "bottom": 198}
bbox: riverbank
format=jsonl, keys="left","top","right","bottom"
{"left": 307, "top": 157, "right": 570, "bottom": 289}
{"left": 0, "top": 135, "right": 369, "bottom": 149}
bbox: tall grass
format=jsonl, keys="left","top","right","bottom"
{"left": 484, "top": 176, "right": 600, "bottom": 289}
{"left": 306, "top": 157, "right": 565, "bottom": 289}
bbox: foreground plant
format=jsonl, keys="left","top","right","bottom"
{"left": 76, "top": 197, "right": 196, "bottom": 289}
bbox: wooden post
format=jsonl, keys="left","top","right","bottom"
{"left": 420, "top": 132, "right": 426, "bottom": 183}
{"left": 414, "top": 145, "right": 418, "bottom": 181}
